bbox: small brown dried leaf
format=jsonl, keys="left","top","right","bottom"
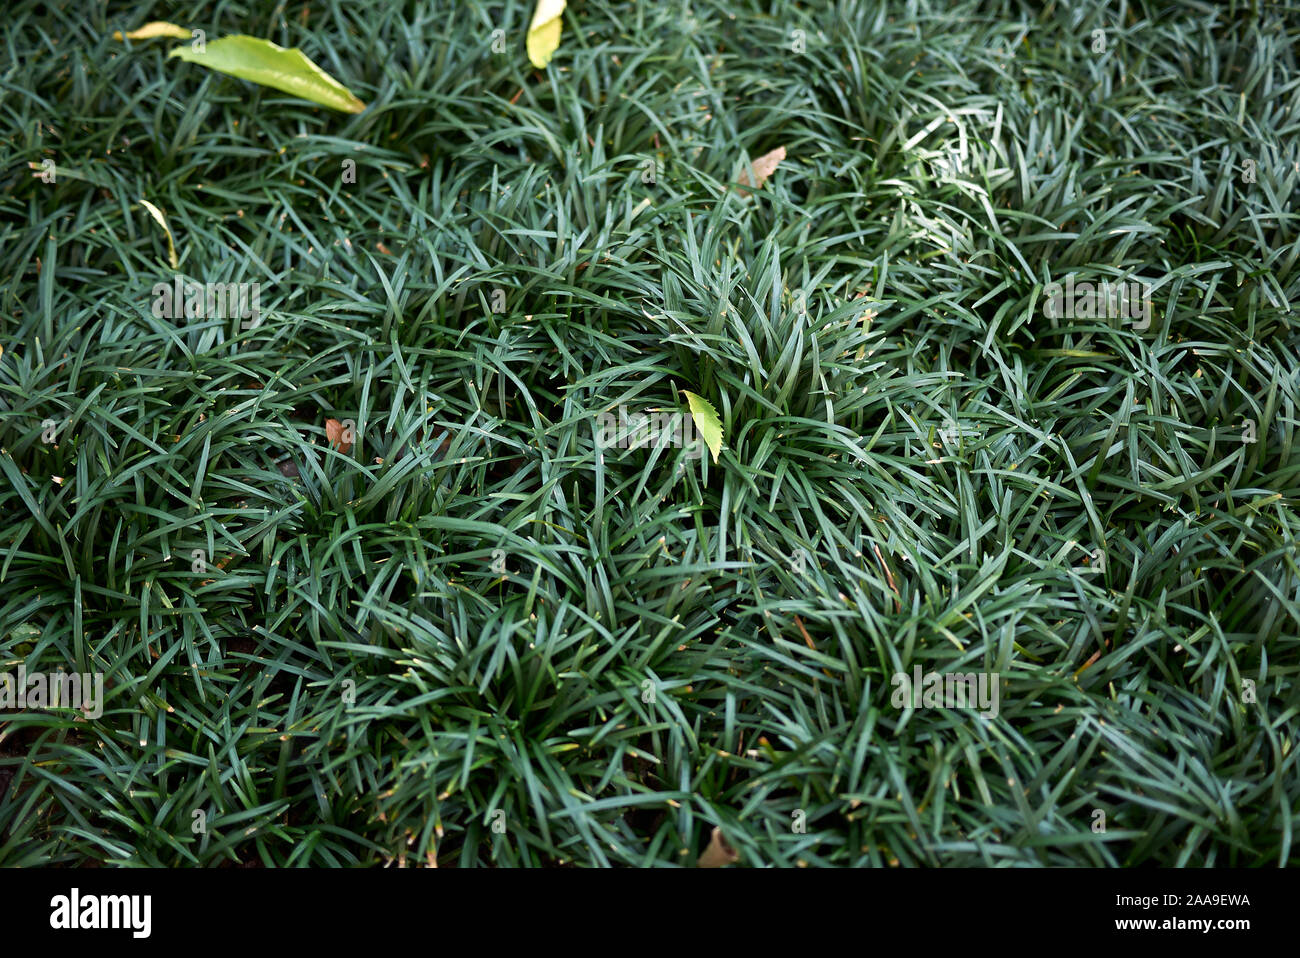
{"left": 735, "top": 146, "right": 786, "bottom": 196}
{"left": 325, "top": 417, "right": 353, "bottom": 454}
{"left": 698, "top": 826, "right": 739, "bottom": 868}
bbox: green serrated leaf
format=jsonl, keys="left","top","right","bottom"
{"left": 7, "top": 622, "right": 39, "bottom": 661}
{"left": 683, "top": 390, "right": 724, "bottom": 464}
{"left": 168, "top": 35, "right": 366, "bottom": 114}
{"left": 7, "top": 623, "right": 40, "bottom": 643}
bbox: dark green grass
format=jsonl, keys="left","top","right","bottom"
{"left": 1, "top": 0, "right": 1298, "bottom": 866}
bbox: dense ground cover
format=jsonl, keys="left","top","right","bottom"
{"left": 1, "top": 0, "right": 1298, "bottom": 866}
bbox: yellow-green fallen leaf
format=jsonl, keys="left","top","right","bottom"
{"left": 683, "top": 390, "right": 724, "bottom": 464}
{"left": 1035, "top": 349, "right": 1114, "bottom": 358}
{"left": 168, "top": 35, "right": 366, "bottom": 114}
{"left": 113, "top": 21, "right": 190, "bottom": 41}
{"left": 139, "top": 199, "right": 179, "bottom": 270}
{"left": 527, "top": 0, "right": 566, "bottom": 69}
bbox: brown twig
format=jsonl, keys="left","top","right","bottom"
{"left": 873, "top": 543, "right": 902, "bottom": 612}
{"left": 1074, "top": 640, "right": 1111, "bottom": 680}
{"left": 795, "top": 615, "right": 834, "bottom": 679}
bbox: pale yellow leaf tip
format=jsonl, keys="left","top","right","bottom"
{"left": 114, "top": 22, "right": 191, "bottom": 42}
{"left": 139, "top": 199, "right": 179, "bottom": 270}
{"left": 527, "top": 0, "right": 566, "bottom": 69}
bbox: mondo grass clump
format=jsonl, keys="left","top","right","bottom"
{"left": 0, "top": 0, "right": 1297, "bottom": 867}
